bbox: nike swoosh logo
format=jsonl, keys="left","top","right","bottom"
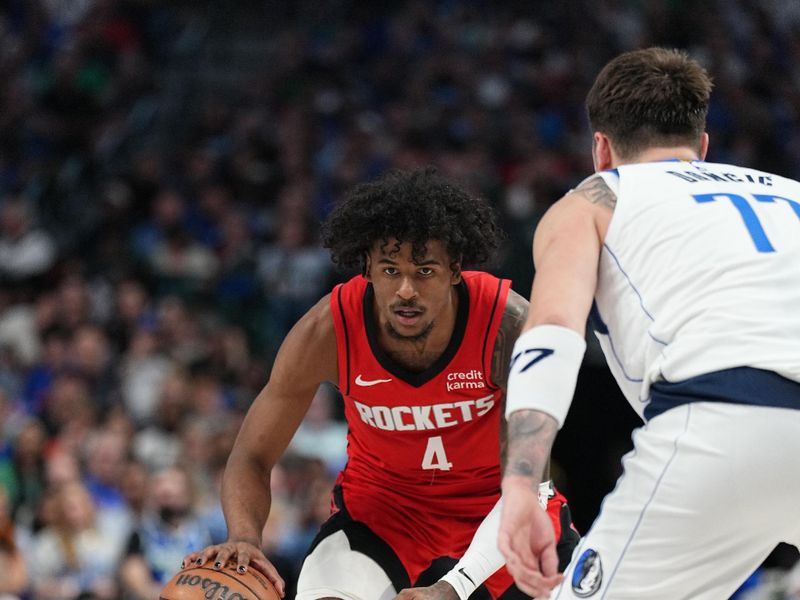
{"left": 458, "top": 568, "right": 475, "bottom": 585}
{"left": 355, "top": 374, "right": 393, "bottom": 386}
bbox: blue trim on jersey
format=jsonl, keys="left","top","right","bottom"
{"left": 601, "top": 244, "right": 655, "bottom": 321}
{"left": 601, "top": 245, "right": 668, "bottom": 347}
{"left": 601, "top": 405, "right": 693, "bottom": 599}
{"left": 589, "top": 302, "right": 609, "bottom": 334}
{"left": 645, "top": 367, "right": 800, "bottom": 421}
{"left": 605, "top": 329, "right": 644, "bottom": 384}
{"left": 591, "top": 303, "right": 643, "bottom": 384}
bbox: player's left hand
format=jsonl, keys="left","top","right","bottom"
{"left": 392, "top": 580, "right": 459, "bottom": 600}
{"left": 499, "top": 476, "right": 564, "bottom": 598}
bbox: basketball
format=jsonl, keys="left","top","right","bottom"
{"left": 160, "top": 563, "right": 281, "bottom": 600}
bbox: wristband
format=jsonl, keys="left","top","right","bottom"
{"left": 440, "top": 481, "right": 556, "bottom": 599}
{"left": 506, "top": 325, "right": 586, "bottom": 427}
{"left": 440, "top": 499, "right": 503, "bottom": 600}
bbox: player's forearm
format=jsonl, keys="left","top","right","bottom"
{"left": 440, "top": 479, "right": 558, "bottom": 600}
{"left": 502, "top": 409, "right": 558, "bottom": 491}
{"left": 440, "top": 499, "right": 504, "bottom": 599}
{"left": 221, "top": 453, "right": 273, "bottom": 545}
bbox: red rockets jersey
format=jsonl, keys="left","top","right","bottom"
{"left": 330, "top": 271, "right": 511, "bottom": 520}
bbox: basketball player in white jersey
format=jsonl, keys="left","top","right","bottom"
{"left": 497, "top": 47, "right": 800, "bottom": 599}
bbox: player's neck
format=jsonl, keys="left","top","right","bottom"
{"left": 615, "top": 146, "right": 701, "bottom": 166}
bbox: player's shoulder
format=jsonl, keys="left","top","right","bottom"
{"left": 296, "top": 293, "right": 335, "bottom": 339}
{"left": 488, "top": 288, "right": 528, "bottom": 390}
{"left": 272, "top": 293, "right": 338, "bottom": 382}
{"left": 530, "top": 174, "right": 611, "bottom": 262}
{"left": 503, "top": 287, "right": 528, "bottom": 319}
{"left": 279, "top": 293, "right": 336, "bottom": 357}
{"left": 565, "top": 172, "right": 618, "bottom": 212}
{"left": 460, "top": 271, "right": 525, "bottom": 326}
{"left": 536, "top": 173, "right": 614, "bottom": 237}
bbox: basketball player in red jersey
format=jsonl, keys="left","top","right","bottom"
{"left": 183, "top": 170, "right": 578, "bottom": 600}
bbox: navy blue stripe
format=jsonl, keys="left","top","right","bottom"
{"left": 589, "top": 301, "right": 609, "bottom": 334}
{"left": 590, "top": 303, "right": 643, "bottom": 384}
{"left": 645, "top": 367, "right": 800, "bottom": 421}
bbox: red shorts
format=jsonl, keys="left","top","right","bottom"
{"left": 309, "top": 485, "right": 513, "bottom": 597}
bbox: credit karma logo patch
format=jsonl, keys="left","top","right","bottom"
{"left": 445, "top": 369, "right": 485, "bottom": 391}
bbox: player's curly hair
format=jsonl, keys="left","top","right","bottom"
{"left": 322, "top": 168, "right": 503, "bottom": 273}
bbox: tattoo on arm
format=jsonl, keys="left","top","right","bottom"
{"left": 491, "top": 289, "right": 528, "bottom": 391}
{"left": 504, "top": 410, "right": 558, "bottom": 488}
{"left": 492, "top": 289, "right": 528, "bottom": 467}
{"left": 576, "top": 175, "right": 617, "bottom": 210}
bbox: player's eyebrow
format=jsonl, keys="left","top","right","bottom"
{"left": 377, "top": 257, "right": 442, "bottom": 266}
{"left": 412, "top": 259, "right": 441, "bottom": 266}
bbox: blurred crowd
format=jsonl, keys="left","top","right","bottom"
{"left": 1, "top": 0, "right": 800, "bottom": 598}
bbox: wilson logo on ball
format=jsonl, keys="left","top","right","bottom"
{"left": 161, "top": 562, "right": 280, "bottom": 600}
{"left": 171, "top": 574, "right": 251, "bottom": 600}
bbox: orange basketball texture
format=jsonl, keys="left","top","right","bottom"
{"left": 160, "top": 564, "right": 280, "bottom": 600}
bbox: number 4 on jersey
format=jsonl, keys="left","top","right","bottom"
{"left": 422, "top": 435, "right": 452, "bottom": 471}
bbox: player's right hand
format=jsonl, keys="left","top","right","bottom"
{"left": 499, "top": 476, "right": 564, "bottom": 598}
{"left": 181, "top": 540, "right": 286, "bottom": 598}
{"left": 392, "top": 581, "right": 459, "bottom": 600}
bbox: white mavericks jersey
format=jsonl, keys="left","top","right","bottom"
{"left": 592, "top": 159, "right": 800, "bottom": 420}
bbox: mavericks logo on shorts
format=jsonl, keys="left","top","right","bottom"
{"left": 572, "top": 548, "right": 602, "bottom": 597}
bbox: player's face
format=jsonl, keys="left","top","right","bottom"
{"left": 366, "top": 239, "right": 461, "bottom": 342}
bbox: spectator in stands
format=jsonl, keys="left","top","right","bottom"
{"left": 257, "top": 210, "right": 332, "bottom": 351}
{"left": 55, "top": 275, "right": 93, "bottom": 334}
{"left": 42, "top": 373, "right": 96, "bottom": 456}
{"left": 81, "top": 429, "right": 128, "bottom": 513}
{"left": 132, "top": 368, "right": 189, "bottom": 471}
{"left": 0, "top": 485, "right": 27, "bottom": 600}
{"left": 68, "top": 325, "right": 118, "bottom": 416}
{"left": 119, "top": 466, "right": 212, "bottom": 598}
{"left": 0, "top": 419, "right": 47, "bottom": 529}
{"left": 107, "top": 278, "right": 158, "bottom": 354}
{"left": 28, "top": 480, "right": 126, "bottom": 600}
{"left": 119, "top": 328, "right": 172, "bottom": 426}
{"left": 0, "top": 197, "right": 56, "bottom": 286}
{"left": 2, "top": 1, "right": 800, "bottom": 596}
{"left": 21, "top": 326, "right": 70, "bottom": 417}
{"left": 287, "top": 383, "right": 348, "bottom": 475}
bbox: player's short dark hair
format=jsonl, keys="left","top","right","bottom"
{"left": 322, "top": 169, "right": 503, "bottom": 273}
{"left": 586, "top": 47, "right": 712, "bottom": 158}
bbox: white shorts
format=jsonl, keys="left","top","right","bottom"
{"left": 295, "top": 530, "right": 397, "bottom": 600}
{"left": 553, "top": 402, "right": 800, "bottom": 599}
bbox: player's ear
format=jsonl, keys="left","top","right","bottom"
{"left": 363, "top": 253, "right": 372, "bottom": 279}
{"left": 450, "top": 260, "right": 462, "bottom": 285}
{"left": 699, "top": 132, "right": 709, "bottom": 160}
{"left": 593, "top": 132, "right": 614, "bottom": 171}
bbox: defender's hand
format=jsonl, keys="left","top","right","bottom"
{"left": 393, "top": 580, "right": 459, "bottom": 600}
{"left": 181, "top": 541, "right": 285, "bottom": 597}
{"left": 499, "top": 477, "right": 563, "bottom": 598}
